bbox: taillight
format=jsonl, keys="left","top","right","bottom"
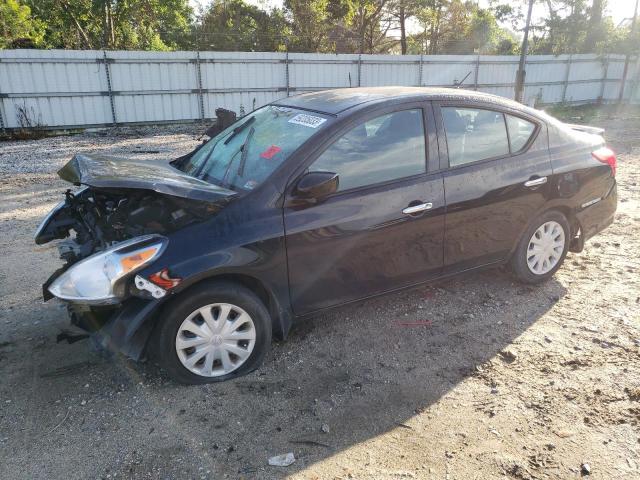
{"left": 592, "top": 146, "right": 616, "bottom": 176}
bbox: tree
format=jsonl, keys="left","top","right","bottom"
{"left": 386, "top": 0, "right": 427, "bottom": 54}
{"left": 197, "top": 0, "right": 288, "bottom": 51}
{"left": 21, "top": 0, "right": 192, "bottom": 50}
{"left": 0, "top": 0, "right": 44, "bottom": 48}
{"left": 350, "top": 0, "right": 391, "bottom": 53}
{"left": 284, "top": 0, "right": 332, "bottom": 52}
{"left": 411, "top": 0, "right": 513, "bottom": 54}
{"left": 583, "top": 0, "right": 604, "bottom": 51}
{"left": 529, "top": 0, "right": 633, "bottom": 54}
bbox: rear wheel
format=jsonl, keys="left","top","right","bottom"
{"left": 510, "top": 211, "right": 570, "bottom": 284}
{"left": 152, "top": 281, "right": 272, "bottom": 384}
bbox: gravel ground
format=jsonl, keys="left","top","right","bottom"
{"left": 0, "top": 110, "right": 639, "bottom": 480}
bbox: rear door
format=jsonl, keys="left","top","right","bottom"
{"left": 435, "top": 102, "right": 553, "bottom": 272}
{"left": 283, "top": 103, "right": 445, "bottom": 315}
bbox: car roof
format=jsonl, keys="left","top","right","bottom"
{"left": 275, "top": 86, "right": 533, "bottom": 116}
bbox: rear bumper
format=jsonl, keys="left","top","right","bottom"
{"left": 576, "top": 181, "right": 617, "bottom": 243}
{"left": 69, "top": 297, "right": 163, "bottom": 360}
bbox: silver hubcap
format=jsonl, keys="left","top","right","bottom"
{"left": 175, "top": 303, "right": 256, "bottom": 377}
{"left": 526, "top": 220, "right": 565, "bottom": 275}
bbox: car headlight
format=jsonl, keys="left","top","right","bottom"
{"left": 48, "top": 235, "right": 167, "bottom": 305}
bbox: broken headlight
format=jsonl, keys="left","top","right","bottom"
{"left": 48, "top": 235, "right": 167, "bottom": 305}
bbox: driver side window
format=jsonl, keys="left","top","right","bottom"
{"left": 311, "top": 109, "right": 427, "bottom": 192}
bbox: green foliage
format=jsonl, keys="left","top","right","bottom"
{"left": 408, "top": 0, "right": 517, "bottom": 55}
{"left": 530, "top": 0, "right": 639, "bottom": 55}
{"left": 0, "top": 0, "right": 44, "bottom": 48}
{"left": 21, "top": 0, "right": 192, "bottom": 50}
{"left": 1, "top": 0, "right": 637, "bottom": 55}
{"left": 197, "top": 0, "right": 289, "bottom": 51}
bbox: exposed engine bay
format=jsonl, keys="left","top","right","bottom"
{"left": 36, "top": 187, "right": 221, "bottom": 266}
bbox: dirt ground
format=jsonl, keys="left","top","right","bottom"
{"left": 0, "top": 109, "right": 639, "bottom": 480}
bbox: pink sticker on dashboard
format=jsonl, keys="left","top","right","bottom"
{"left": 260, "top": 145, "right": 282, "bottom": 159}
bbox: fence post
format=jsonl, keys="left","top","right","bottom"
{"left": 561, "top": 54, "right": 572, "bottom": 103}
{"left": 102, "top": 51, "right": 117, "bottom": 126}
{"left": 629, "top": 55, "right": 640, "bottom": 103}
{"left": 0, "top": 64, "right": 5, "bottom": 133}
{"left": 0, "top": 92, "right": 6, "bottom": 134}
{"left": 195, "top": 51, "right": 205, "bottom": 120}
{"left": 473, "top": 55, "right": 480, "bottom": 90}
{"left": 598, "top": 56, "right": 609, "bottom": 104}
{"left": 284, "top": 46, "right": 290, "bottom": 97}
{"left": 418, "top": 54, "right": 423, "bottom": 86}
{"left": 635, "top": 55, "right": 640, "bottom": 103}
{"left": 357, "top": 53, "right": 362, "bottom": 87}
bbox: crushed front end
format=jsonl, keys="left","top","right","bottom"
{"left": 35, "top": 154, "right": 233, "bottom": 358}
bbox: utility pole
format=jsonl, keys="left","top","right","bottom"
{"left": 618, "top": 0, "right": 639, "bottom": 103}
{"left": 515, "top": 0, "right": 535, "bottom": 103}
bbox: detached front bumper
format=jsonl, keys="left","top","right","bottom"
{"left": 68, "top": 297, "right": 163, "bottom": 360}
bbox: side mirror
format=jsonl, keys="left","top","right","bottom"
{"left": 295, "top": 171, "right": 339, "bottom": 199}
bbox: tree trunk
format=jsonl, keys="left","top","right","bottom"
{"left": 584, "top": 0, "right": 604, "bottom": 52}
{"left": 61, "top": 1, "right": 93, "bottom": 49}
{"left": 399, "top": 5, "right": 407, "bottom": 55}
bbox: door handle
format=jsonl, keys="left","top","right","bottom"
{"left": 524, "top": 176, "right": 548, "bottom": 188}
{"left": 402, "top": 202, "right": 433, "bottom": 215}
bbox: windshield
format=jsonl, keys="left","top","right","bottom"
{"left": 179, "top": 106, "right": 330, "bottom": 191}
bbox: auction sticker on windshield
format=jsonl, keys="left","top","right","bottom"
{"left": 288, "top": 114, "right": 327, "bottom": 128}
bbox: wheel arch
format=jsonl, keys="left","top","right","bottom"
{"left": 136, "top": 272, "right": 292, "bottom": 360}
{"left": 168, "top": 272, "right": 291, "bottom": 338}
{"left": 509, "top": 204, "right": 579, "bottom": 259}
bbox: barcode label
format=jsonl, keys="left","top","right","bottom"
{"left": 288, "top": 114, "right": 327, "bottom": 128}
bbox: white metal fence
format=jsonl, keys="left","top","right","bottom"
{"left": 1, "top": 49, "right": 639, "bottom": 131}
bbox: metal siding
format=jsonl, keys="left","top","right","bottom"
{"left": 421, "top": 55, "right": 478, "bottom": 87}
{"left": 1, "top": 50, "right": 638, "bottom": 129}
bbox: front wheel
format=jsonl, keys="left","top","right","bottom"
{"left": 151, "top": 281, "right": 272, "bottom": 384}
{"left": 510, "top": 211, "right": 570, "bottom": 284}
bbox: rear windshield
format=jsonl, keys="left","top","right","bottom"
{"left": 179, "top": 106, "right": 330, "bottom": 191}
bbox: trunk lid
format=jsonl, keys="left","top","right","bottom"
{"left": 58, "top": 153, "right": 237, "bottom": 203}
{"left": 564, "top": 123, "right": 605, "bottom": 136}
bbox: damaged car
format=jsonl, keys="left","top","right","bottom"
{"left": 35, "top": 87, "right": 617, "bottom": 384}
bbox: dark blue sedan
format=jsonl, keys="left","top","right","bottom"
{"left": 35, "top": 87, "right": 617, "bottom": 384}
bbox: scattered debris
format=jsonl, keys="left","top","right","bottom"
{"left": 268, "top": 452, "right": 295, "bottom": 467}
{"left": 321, "top": 423, "right": 330, "bottom": 433}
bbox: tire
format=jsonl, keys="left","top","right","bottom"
{"left": 510, "top": 210, "right": 570, "bottom": 284}
{"left": 151, "top": 280, "right": 272, "bottom": 384}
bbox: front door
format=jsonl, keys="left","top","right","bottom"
{"left": 283, "top": 105, "right": 445, "bottom": 315}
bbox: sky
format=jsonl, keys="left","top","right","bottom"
{"left": 189, "top": 0, "right": 637, "bottom": 33}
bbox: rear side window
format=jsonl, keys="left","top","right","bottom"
{"left": 506, "top": 114, "right": 536, "bottom": 152}
{"left": 442, "top": 107, "right": 509, "bottom": 166}
{"left": 311, "top": 109, "right": 426, "bottom": 191}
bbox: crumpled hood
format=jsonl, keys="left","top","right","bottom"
{"left": 58, "top": 153, "right": 237, "bottom": 203}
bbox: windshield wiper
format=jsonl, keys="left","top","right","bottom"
{"left": 223, "top": 116, "right": 255, "bottom": 145}
{"left": 237, "top": 126, "right": 255, "bottom": 178}
{"left": 221, "top": 126, "right": 255, "bottom": 185}
{"left": 192, "top": 117, "right": 255, "bottom": 185}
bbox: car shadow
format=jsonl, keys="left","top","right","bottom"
{"left": 0, "top": 266, "right": 566, "bottom": 479}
